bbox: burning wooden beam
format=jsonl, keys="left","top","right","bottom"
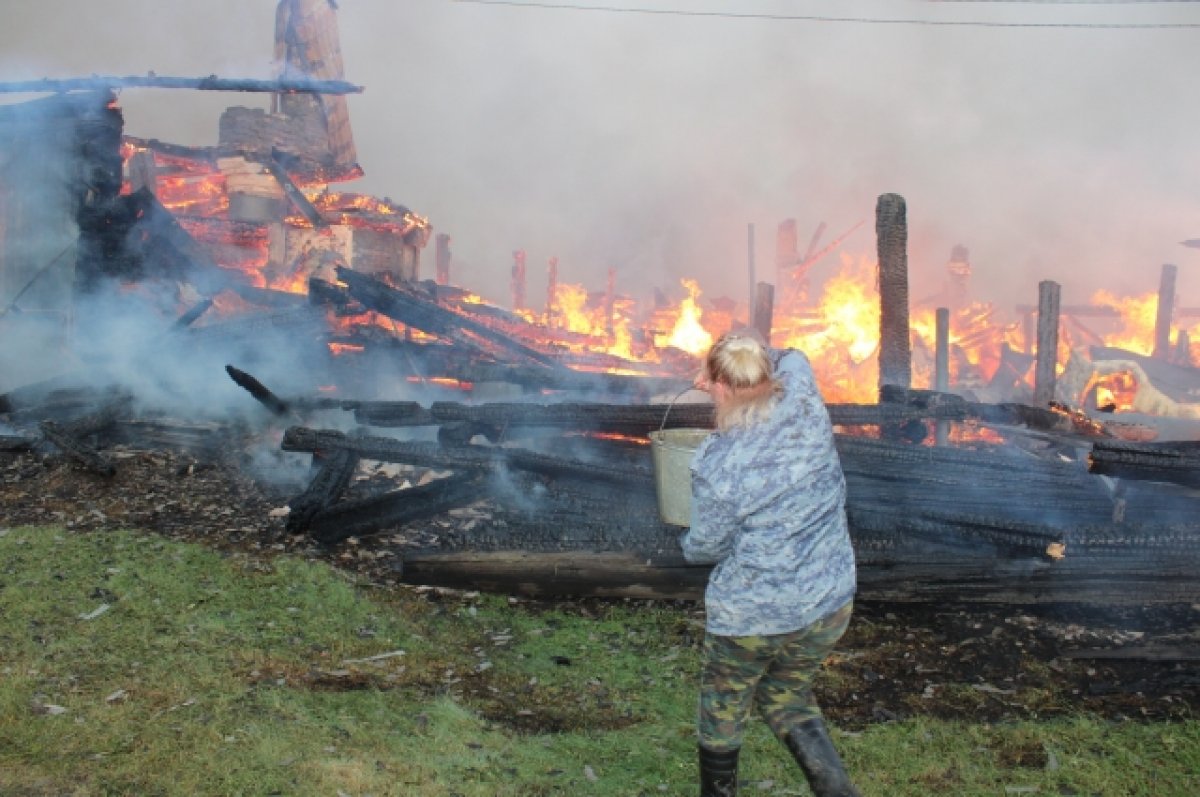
{"left": 334, "top": 266, "right": 568, "bottom": 371}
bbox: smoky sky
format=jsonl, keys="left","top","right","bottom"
{"left": 2, "top": 0, "right": 1199, "bottom": 315}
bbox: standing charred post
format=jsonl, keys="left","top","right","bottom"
{"left": 753, "top": 282, "right": 775, "bottom": 345}
{"left": 510, "top": 249, "right": 527, "bottom": 311}
{"left": 435, "top": 233, "right": 451, "bottom": 286}
{"left": 876, "top": 193, "right": 911, "bottom": 397}
{"left": 1153, "top": 263, "right": 1178, "bottom": 360}
{"left": 935, "top": 307, "right": 951, "bottom": 446}
{"left": 1033, "top": 280, "right": 1061, "bottom": 406}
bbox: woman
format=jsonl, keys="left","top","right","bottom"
{"left": 681, "top": 331, "right": 860, "bottom": 797}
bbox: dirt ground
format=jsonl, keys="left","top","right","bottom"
{"left": 2, "top": 444, "right": 1197, "bottom": 730}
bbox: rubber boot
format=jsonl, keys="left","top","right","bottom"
{"left": 783, "top": 717, "right": 861, "bottom": 797}
{"left": 698, "top": 744, "right": 739, "bottom": 797}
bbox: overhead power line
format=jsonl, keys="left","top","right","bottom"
{"left": 451, "top": 0, "right": 1200, "bottom": 27}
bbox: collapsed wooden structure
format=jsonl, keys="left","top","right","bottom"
{"left": 3, "top": 0, "right": 1200, "bottom": 610}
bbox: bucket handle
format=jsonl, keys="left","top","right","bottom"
{"left": 660, "top": 385, "right": 702, "bottom": 432}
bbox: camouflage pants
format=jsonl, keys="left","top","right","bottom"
{"left": 697, "top": 602, "right": 853, "bottom": 752}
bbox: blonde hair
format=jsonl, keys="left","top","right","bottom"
{"left": 705, "top": 332, "right": 781, "bottom": 431}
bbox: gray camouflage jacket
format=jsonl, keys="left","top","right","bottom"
{"left": 680, "top": 348, "right": 857, "bottom": 637}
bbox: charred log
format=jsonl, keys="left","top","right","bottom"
{"left": 335, "top": 267, "right": 567, "bottom": 371}
{"left": 286, "top": 447, "right": 360, "bottom": 534}
{"left": 226, "top": 365, "right": 291, "bottom": 416}
{"left": 281, "top": 426, "right": 654, "bottom": 491}
{"left": 309, "top": 473, "right": 485, "bottom": 544}
{"left": 398, "top": 550, "right": 710, "bottom": 601}
{"left": 173, "top": 297, "right": 215, "bottom": 329}
{"left": 39, "top": 420, "right": 115, "bottom": 476}
{"left": 266, "top": 149, "right": 327, "bottom": 227}
{"left": 1089, "top": 439, "right": 1200, "bottom": 489}
{"left": 0, "top": 75, "right": 363, "bottom": 95}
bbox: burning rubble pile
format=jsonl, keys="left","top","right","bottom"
{"left": 2, "top": 0, "right": 1200, "bottom": 606}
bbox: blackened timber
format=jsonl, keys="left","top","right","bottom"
{"left": 458, "top": 364, "right": 687, "bottom": 398}
{"left": 347, "top": 400, "right": 713, "bottom": 434}
{"left": 353, "top": 401, "right": 433, "bottom": 427}
{"left": 335, "top": 267, "right": 567, "bottom": 371}
{"left": 229, "top": 284, "right": 309, "bottom": 309}
{"left": 0, "top": 435, "right": 37, "bottom": 452}
{"left": 428, "top": 401, "right": 714, "bottom": 435}
{"left": 349, "top": 395, "right": 1089, "bottom": 436}
{"left": 309, "top": 473, "right": 485, "bottom": 544}
{"left": 225, "top": 365, "right": 291, "bottom": 416}
{"left": 267, "top": 149, "right": 327, "bottom": 227}
{"left": 0, "top": 75, "right": 363, "bottom": 94}
{"left": 287, "top": 447, "right": 359, "bottom": 534}
{"left": 39, "top": 420, "right": 115, "bottom": 476}
{"left": 398, "top": 550, "right": 711, "bottom": 601}
{"left": 281, "top": 426, "right": 653, "bottom": 490}
{"left": 1089, "top": 439, "right": 1200, "bottom": 489}
{"left": 173, "top": 297, "right": 214, "bottom": 329}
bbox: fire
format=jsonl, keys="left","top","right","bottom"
{"left": 776, "top": 255, "right": 880, "bottom": 403}
{"left": 1091, "top": 289, "right": 1157, "bottom": 356}
{"left": 115, "top": 142, "right": 1191, "bottom": 411}
{"left": 655, "top": 279, "right": 713, "bottom": 356}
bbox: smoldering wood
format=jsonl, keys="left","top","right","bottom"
{"left": 0, "top": 434, "right": 38, "bottom": 452}
{"left": 875, "top": 193, "right": 911, "bottom": 393}
{"left": 225, "top": 365, "right": 291, "bottom": 416}
{"left": 335, "top": 266, "right": 567, "bottom": 371}
{"left": 281, "top": 426, "right": 655, "bottom": 491}
{"left": 173, "top": 298, "right": 215, "bottom": 329}
{"left": 397, "top": 525, "right": 1200, "bottom": 603}
{"left": 266, "top": 149, "right": 327, "bottom": 227}
{"left": 122, "top": 188, "right": 238, "bottom": 292}
{"left": 1154, "top": 263, "right": 1178, "bottom": 360}
{"left": 286, "top": 447, "right": 360, "bottom": 534}
{"left": 308, "top": 473, "right": 485, "bottom": 544}
{"left": 228, "top": 283, "right": 310, "bottom": 309}
{"left": 39, "top": 420, "right": 116, "bottom": 475}
{"left": 1088, "top": 438, "right": 1200, "bottom": 489}
{"left": 1033, "top": 280, "right": 1062, "bottom": 407}
{"left": 0, "top": 75, "right": 363, "bottom": 94}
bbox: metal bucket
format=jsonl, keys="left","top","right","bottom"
{"left": 648, "top": 427, "right": 710, "bottom": 526}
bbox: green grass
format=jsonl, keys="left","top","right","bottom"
{"left": 1, "top": 525, "right": 1198, "bottom": 796}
